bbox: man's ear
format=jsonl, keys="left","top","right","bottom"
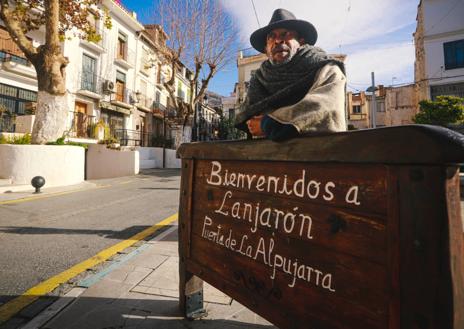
{"left": 299, "top": 38, "right": 305, "bottom": 45}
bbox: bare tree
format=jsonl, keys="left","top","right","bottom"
{"left": 0, "top": 0, "right": 110, "bottom": 144}
{"left": 155, "top": 0, "right": 236, "bottom": 139}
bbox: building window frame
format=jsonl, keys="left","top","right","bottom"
{"left": 0, "top": 83, "right": 37, "bottom": 115}
{"left": 443, "top": 39, "right": 464, "bottom": 70}
{"left": 352, "top": 105, "right": 361, "bottom": 114}
{"left": 117, "top": 31, "right": 127, "bottom": 60}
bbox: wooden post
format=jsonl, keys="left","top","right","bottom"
{"left": 178, "top": 159, "right": 207, "bottom": 319}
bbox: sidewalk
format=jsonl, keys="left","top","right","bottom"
{"left": 20, "top": 223, "right": 276, "bottom": 329}
{"left": 0, "top": 181, "right": 98, "bottom": 203}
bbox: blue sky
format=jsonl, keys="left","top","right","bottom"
{"left": 122, "top": 0, "right": 419, "bottom": 96}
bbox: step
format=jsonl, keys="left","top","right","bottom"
{"left": 140, "top": 159, "right": 156, "bottom": 169}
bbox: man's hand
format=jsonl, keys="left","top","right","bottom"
{"left": 246, "top": 115, "right": 265, "bottom": 137}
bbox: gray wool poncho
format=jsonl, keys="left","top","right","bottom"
{"left": 235, "top": 44, "right": 346, "bottom": 134}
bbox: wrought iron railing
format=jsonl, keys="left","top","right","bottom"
{"left": 78, "top": 71, "right": 103, "bottom": 94}
{"left": 113, "top": 87, "right": 134, "bottom": 104}
{"left": 115, "top": 48, "right": 136, "bottom": 66}
{"left": 113, "top": 128, "right": 175, "bottom": 148}
{"left": 349, "top": 113, "right": 368, "bottom": 120}
{"left": 69, "top": 111, "right": 96, "bottom": 138}
{"left": 0, "top": 51, "right": 30, "bottom": 66}
{"left": 136, "top": 94, "right": 154, "bottom": 109}
{"left": 0, "top": 114, "right": 15, "bottom": 133}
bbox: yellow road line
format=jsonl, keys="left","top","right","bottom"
{"left": 0, "top": 185, "right": 108, "bottom": 205}
{"left": 0, "top": 213, "right": 178, "bottom": 324}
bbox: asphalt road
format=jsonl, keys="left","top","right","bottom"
{"left": 0, "top": 169, "right": 180, "bottom": 305}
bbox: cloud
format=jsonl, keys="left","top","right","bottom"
{"left": 220, "top": 0, "right": 418, "bottom": 49}
{"left": 217, "top": 0, "right": 419, "bottom": 94}
{"left": 344, "top": 42, "right": 415, "bottom": 90}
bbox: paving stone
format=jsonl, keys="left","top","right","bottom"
{"left": 131, "top": 256, "right": 231, "bottom": 305}
{"left": 104, "top": 264, "right": 154, "bottom": 285}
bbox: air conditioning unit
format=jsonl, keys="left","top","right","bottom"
{"left": 102, "top": 80, "right": 115, "bottom": 94}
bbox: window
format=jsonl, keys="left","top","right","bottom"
{"left": 377, "top": 101, "right": 385, "bottom": 112}
{"left": 115, "top": 71, "right": 126, "bottom": 102}
{"left": 177, "top": 81, "right": 185, "bottom": 100}
{"left": 140, "top": 48, "right": 150, "bottom": 74}
{"left": 352, "top": 105, "right": 361, "bottom": 114}
{"left": 0, "top": 83, "right": 37, "bottom": 115}
{"left": 444, "top": 39, "right": 464, "bottom": 70}
{"left": 81, "top": 54, "right": 97, "bottom": 92}
{"left": 157, "top": 63, "right": 162, "bottom": 84}
{"left": 155, "top": 91, "right": 161, "bottom": 106}
{"left": 117, "top": 32, "right": 127, "bottom": 60}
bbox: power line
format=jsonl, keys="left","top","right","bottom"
{"left": 251, "top": 0, "right": 260, "bottom": 28}
{"left": 424, "top": 0, "right": 463, "bottom": 34}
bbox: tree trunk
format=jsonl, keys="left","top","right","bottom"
{"left": 29, "top": 48, "right": 69, "bottom": 144}
{"left": 31, "top": 91, "right": 69, "bottom": 144}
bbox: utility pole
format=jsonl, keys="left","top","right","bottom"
{"left": 371, "top": 72, "right": 377, "bottom": 128}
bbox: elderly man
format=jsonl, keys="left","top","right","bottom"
{"left": 235, "top": 8, "right": 347, "bottom": 141}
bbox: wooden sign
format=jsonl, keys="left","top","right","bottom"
{"left": 178, "top": 125, "right": 464, "bottom": 329}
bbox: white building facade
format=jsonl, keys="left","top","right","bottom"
{"left": 0, "top": 0, "right": 195, "bottom": 147}
{"left": 415, "top": 0, "right": 464, "bottom": 100}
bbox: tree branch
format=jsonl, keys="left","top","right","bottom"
{"left": 45, "top": 0, "right": 60, "bottom": 51}
{"left": 0, "top": 0, "right": 38, "bottom": 60}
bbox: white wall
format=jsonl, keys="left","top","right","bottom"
{"left": 425, "top": 34, "right": 464, "bottom": 85}
{"left": 86, "top": 144, "right": 139, "bottom": 179}
{"left": 423, "top": 0, "right": 464, "bottom": 84}
{"left": 137, "top": 146, "right": 180, "bottom": 169}
{"left": 0, "top": 145, "right": 84, "bottom": 186}
{"left": 423, "top": 0, "right": 464, "bottom": 35}
{"left": 15, "top": 115, "right": 35, "bottom": 134}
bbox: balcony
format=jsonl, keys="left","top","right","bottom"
{"left": 111, "top": 87, "right": 133, "bottom": 109}
{"left": 76, "top": 71, "right": 103, "bottom": 99}
{"left": 135, "top": 93, "right": 154, "bottom": 113}
{"left": 114, "top": 48, "right": 135, "bottom": 69}
{"left": 113, "top": 128, "right": 175, "bottom": 148}
{"left": 0, "top": 51, "right": 36, "bottom": 78}
{"left": 68, "top": 111, "right": 96, "bottom": 139}
{"left": 79, "top": 29, "right": 107, "bottom": 54}
{"left": 349, "top": 113, "right": 368, "bottom": 121}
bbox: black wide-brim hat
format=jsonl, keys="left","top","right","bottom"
{"left": 250, "top": 8, "right": 318, "bottom": 53}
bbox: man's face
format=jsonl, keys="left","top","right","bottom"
{"left": 265, "top": 28, "right": 303, "bottom": 65}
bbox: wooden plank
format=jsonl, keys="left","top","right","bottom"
{"left": 177, "top": 125, "right": 464, "bottom": 165}
{"left": 187, "top": 241, "right": 387, "bottom": 329}
{"left": 192, "top": 185, "right": 387, "bottom": 264}
{"left": 444, "top": 167, "right": 464, "bottom": 329}
{"left": 386, "top": 167, "right": 400, "bottom": 329}
{"left": 185, "top": 160, "right": 390, "bottom": 328}
{"left": 190, "top": 225, "right": 388, "bottom": 314}
{"left": 195, "top": 160, "right": 388, "bottom": 216}
{"left": 178, "top": 159, "right": 204, "bottom": 316}
{"left": 396, "top": 166, "right": 458, "bottom": 328}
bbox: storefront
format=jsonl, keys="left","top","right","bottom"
{"left": 99, "top": 101, "right": 131, "bottom": 134}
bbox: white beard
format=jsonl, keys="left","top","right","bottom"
{"left": 269, "top": 45, "right": 300, "bottom": 66}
